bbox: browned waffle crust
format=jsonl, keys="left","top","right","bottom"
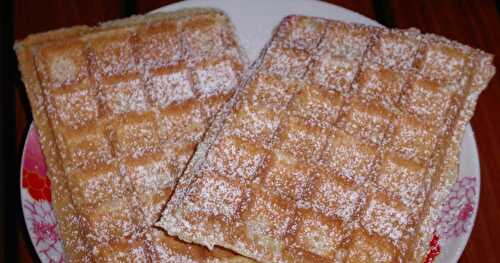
{"left": 15, "top": 8, "right": 254, "bottom": 262}
{"left": 157, "top": 15, "right": 495, "bottom": 262}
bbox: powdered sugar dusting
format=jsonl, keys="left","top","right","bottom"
{"left": 362, "top": 195, "right": 411, "bottom": 242}
{"left": 194, "top": 59, "right": 237, "bottom": 97}
{"left": 148, "top": 67, "right": 194, "bottom": 107}
{"left": 186, "top": 176, "right": 244, "bottom": 218}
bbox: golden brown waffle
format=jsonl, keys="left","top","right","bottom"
{"left": 15, "top": 8, "right": 254, "bottom": 262}
{"left": 158, "top": 16, "right": 495, "bottom": 262}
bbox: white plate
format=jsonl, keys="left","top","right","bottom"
{"left": 21, "top": 0, "right": 480, "bottom": 262}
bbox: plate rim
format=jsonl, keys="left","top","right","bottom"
{"left": 20, "top": 123, "right": 46, "bottom": 260}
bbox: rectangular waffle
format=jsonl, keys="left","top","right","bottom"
{"left": 157, "top": 15, "right": 495, "bottom": 262}
{"left": 15, "top": 8, "right": 254, "bottom": 262}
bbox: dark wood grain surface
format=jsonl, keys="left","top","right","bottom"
{"left": 5, "top": 0, "right": 499, "bottom": 262}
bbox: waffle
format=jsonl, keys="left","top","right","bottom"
{"left": 15, "top": 8, "right": 254, "bottom": 262}
{"left": 157, "top": 15, "right": 495, "bottom": 262}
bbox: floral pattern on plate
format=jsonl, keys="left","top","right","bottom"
{"left": 21, "top": 127, "right": 63, "bottom": 263}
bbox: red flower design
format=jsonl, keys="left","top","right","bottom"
{"left": 22, "top": 169, "right": 51, "bottom": 202}
{"left": 424, "top": 234, "right": 441, "bottom": 263}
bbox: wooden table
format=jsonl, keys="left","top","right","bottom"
{"left": 4, "top": 0, "right": 499, "bottom": 262}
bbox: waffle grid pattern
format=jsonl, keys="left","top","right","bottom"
{"left": 159, "top": 16, "right": 494, "bottom": 263}
{"left": 17, "top": 9, "right": 251, "bottom": 262}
